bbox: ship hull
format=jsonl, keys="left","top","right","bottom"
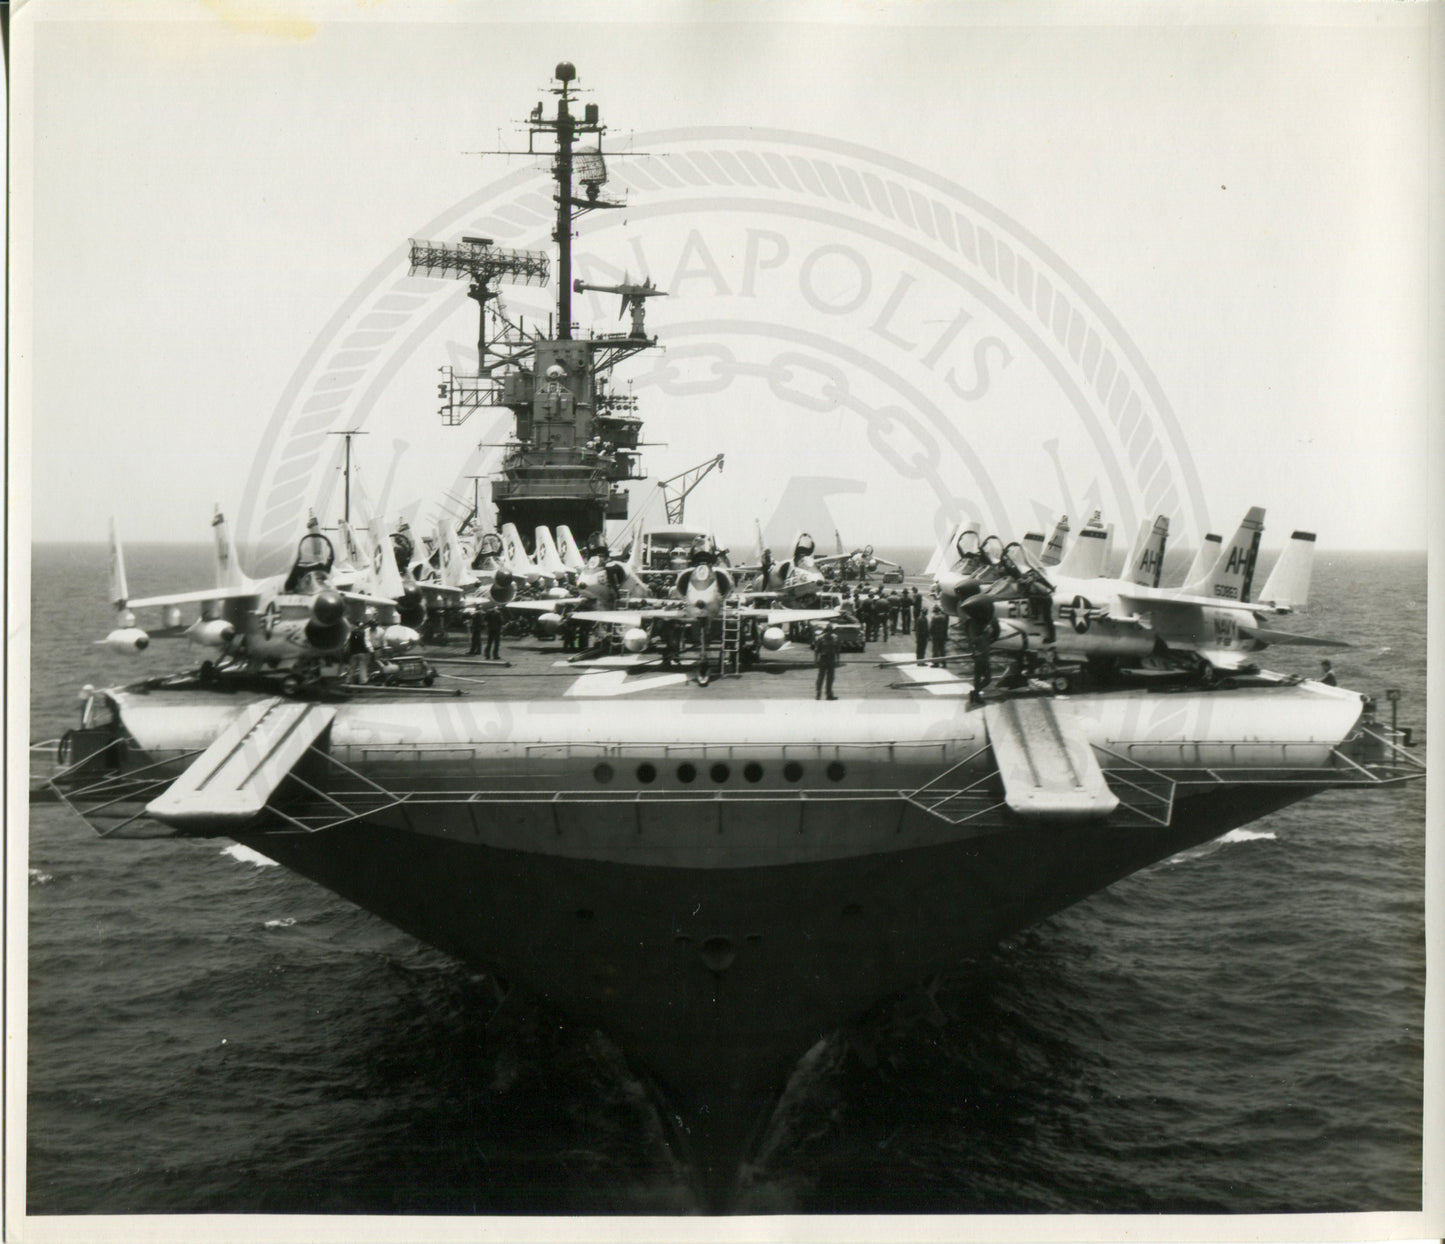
{"left": 68, "top": 678, "right": 1385, "bottom": 1206}
{"left": 232, "top": 781, "right": 1314, "bottom": 1203}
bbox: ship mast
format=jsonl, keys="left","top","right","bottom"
{"left": 529, "top": 60, "right": 622, "bottom": 338}
{"left": 409, "top": 64, "right": 664, "bottom": 548}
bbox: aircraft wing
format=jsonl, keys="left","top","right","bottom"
{"left": 1238, "top": 623, "right": 1350, "bottom": 649}
{"left": 571, "top": 608, "right": 679, "bottom": 627}
{"left": 341, "top": 590, "right": 405, "bottom": 609}
{"left": 507, "top": 598, "right": 585, "bottom": 613}
{"left": 739, "top": 607, "right": 841, "bottom": 625}
{"left": 1118, "top": 586, "right": 1290, "bottom": 615}
{"left": 126, "top": 586, "right": 260, "bottom": 610}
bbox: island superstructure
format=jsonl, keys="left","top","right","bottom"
{"left": 410, "top": 60, "right": 658, "bottom": 548}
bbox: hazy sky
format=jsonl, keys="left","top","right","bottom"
{"left": 13, "top": 0, "right": 1434, "bottom": 558}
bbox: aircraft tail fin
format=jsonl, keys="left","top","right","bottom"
{"left": 1127, "top": 515, "right": 1170, "bottom": 587}
{"left": 109, "top": 517, "right": 130, "bottom": 609}
{"left": 211, "top": 505, "right": 245, "bottom": 589}
{"left": 626, "top": 525, "right": 646, "bottom": 575}
{"left": 1020, "top": 530, "right": 1046, "bottom": 564}
{"left": 1055, "top": 511, "right": 1109, "bottom": 578}
{"left": 834, "top": 529, "right": 845, "bottom": 556}
{"left": 437, "top": 521, "right": 472, "bottom": 588}
{"left": 337, "top": 518, "right": 366, "bottom": 572}
{"left": 1183, "top": 506, "right": 1265, "bottom": 602}
{"left": 923, "top": 520, "right": 958, "bottom": 578}
{"left": 369, "top": 518, "right": 406, "bottom": 599}
{"left": 1183, "top": 533, "right": 1223, "bottom": 586}
{"left": 1040, "top": 515, "right": 1070, "bottom": 566}
{"left": 754, "top": 519, "right": 766, "bottom": 565}
{"left": 1258, "top": 531, "right": 1316, "bottom": 611}
{"left": 534, "top": 526, "right": 568, "bottom": 576}
{"left": 500, "top": 524, "right": 534, "bottom": 574}
{"left": 554, "top": 525, "right": 586, "bottom": 571}
{"left": 341, "top": 519, "right": 375, "bottom": 590}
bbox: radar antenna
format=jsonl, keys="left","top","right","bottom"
{"left": 407, "top": 236, "right": 549, "bottom": 372}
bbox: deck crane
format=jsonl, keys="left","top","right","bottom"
{"left": 658, "top": 454, "right": 725, "bottom": 525}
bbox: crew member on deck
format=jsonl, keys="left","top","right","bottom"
{"left": 349, "top": 613, "right": 374, "bottom": 684}
{"left": 484, "top": 606, "right": 503, "bottom": 661}
{"left": 814, "top": 622, "right": 840, "bottom": 700}
{"left": 963, "top": 597, "right": 1001, "bottom": 707}
{"left": 468, "top": 608, "right": 484, "bottom": 656}
{"left": 1319, "top": 659, "right": 1337, "bottom": 686}
{"left": 914, "top": 606, "right": 930, "bottom": 662}
{"left": 929, "top": 606, "right": 950, "bottom": 664}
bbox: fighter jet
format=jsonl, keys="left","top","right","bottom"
{"left": 736, "top": 529, "right": 830, "bottom": 606}
{"left": 815, "top": 533, "right": 904, "bottom": 582}
{"left": 503, "top": 530, "right": 657, "bottom": 637}
{"left": 101, "top": 509, "right": 408, "bottom": 670}
{"left": 571, "top": 544, "right": 840, "bottom": 670}
{"left": 938, "top": 507, "right": 1340, "bottom": 685}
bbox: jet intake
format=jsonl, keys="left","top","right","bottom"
{"left": 535, "top": 612, "right": 563, "bottom": 638}
{"left": 488, "top": 571, "right": 517, "bottom": 605}
{"left": 622, "top": 627, "right": 650, "bottom": 654}
{"left": 761, "top": 626, "right": 786, "bottom": 651}
{"left": 305, "top": 590, "right": 351, "bottom": 652}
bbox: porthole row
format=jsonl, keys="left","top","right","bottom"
{"left": 594, "top": 760, "right": 850, "bottom": 784}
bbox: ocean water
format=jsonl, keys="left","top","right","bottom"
{"left": 24, "top": 544, "right": 1426, "bottom": 1216}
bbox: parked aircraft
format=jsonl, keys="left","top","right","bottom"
{"left": 572, "top": 546, "right": 840, "bottom": 671}
{"left": 938, "top": 507, "right": 1340, "bottom": 684}
{"left": 102, "top": 509, "right": 408, "bottom": 669}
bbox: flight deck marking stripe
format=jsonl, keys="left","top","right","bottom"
{"left": 883, "top": 653, "right": 974, "bottom": 697}
{"left": 563, "top": 670, "right": 691, "bottom": 698}
{"left": 552, "top": 655, "right": 665, "bottom": 670}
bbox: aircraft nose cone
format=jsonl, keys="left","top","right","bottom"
{"left": 311, "top": 589, "right": 346, "bottom": 625}
{"left": 961, "top": 594, "right": 995, "bottom": 622}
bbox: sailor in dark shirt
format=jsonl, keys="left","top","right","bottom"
{"left": 814, "top": 622, "right": 840, "bottom": 700}
{"left": 1319, "top": 659, "right": 1337, "bottom": 686}
{"left": 929, "top": 607, "right": 950, "bottom": 663}
{"left": 484, "top": 607, "right": 503, "bottom": 660}
{"left": 963, "top": 597, "right": 1001, "bottom": 706}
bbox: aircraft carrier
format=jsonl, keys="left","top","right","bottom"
{"left": 33, "top": 64, "right": 1425, "bottom": 1207}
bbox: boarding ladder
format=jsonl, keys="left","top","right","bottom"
{"left": 718, "top": 602, "right": 745, "bottom": 678}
